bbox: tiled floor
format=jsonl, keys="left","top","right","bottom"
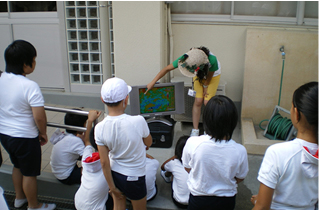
{"left": 1, "top": 103, "right": 94, "bottom": 173}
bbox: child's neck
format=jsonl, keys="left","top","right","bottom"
{"left": 296, "top": 131, "right": 318, "bottom": 144}
{"left": 107, "top": 106, "right": 125, "bottom": 116}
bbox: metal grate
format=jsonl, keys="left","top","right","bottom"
{"left": 4, "top": 190, "right": 75, "bottom": 210}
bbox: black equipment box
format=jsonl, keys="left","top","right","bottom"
{"left": 147, "top": 117, "right": 175, "bottom": 148}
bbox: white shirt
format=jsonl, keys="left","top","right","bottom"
{"left": 50, "top": 129, "right": 85, "bottom": 180}
{"left": 75, "top": 146, "right": 109, "bottom": 210}
{"left": 258, "top": 138, "right": 318, "bottom": 210}
{"left": 95, "top": 114, "right": 150, "bottom": 177}
{"left": 182, "top": 135, "right": 249, "bottom": 197}
{"left": 164, "top": 159, "right": 190, "bottom": 204}
{"left": 0, "top": 72, "right": 44, "bottom": 138}
{"left": 145, "top": 158, "right": 159, "bottom": 201}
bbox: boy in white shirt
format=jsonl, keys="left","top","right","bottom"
{"left": 50, "top": 110, "right": 88, "bottom": 185}
{"left": 95, "top": 77, "right": 152, "bottom": 210}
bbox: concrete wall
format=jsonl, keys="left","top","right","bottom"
{"left": 242, "top": 28, "right": 318, "bottom": 124}
{"left": 170, "top": 24, "right": 247, "bottom": 102}
{"left": 112, "top": 1, "right": 167, "bottom": 86}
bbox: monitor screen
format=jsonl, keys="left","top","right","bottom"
{"left": 138, "top": 86, "right": 175, "bottom": 114}
{"left": 129, "top": 82, "right": 184, "bottom": 117}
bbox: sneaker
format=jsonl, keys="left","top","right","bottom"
{"left": 14, "top": 198, "right": 28, "bottom": 208}
{"left": 190, "top": 129, "right": 199, "bottom": 137}
{"left": 160, "top": 170, "right": 172, "bottom": 183}
{"left": 27, "top": 203, "right": 56, "bottom": 210}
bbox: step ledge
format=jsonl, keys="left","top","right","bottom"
{"left": 0, "top": 164, "right": 62, "bottom": 185}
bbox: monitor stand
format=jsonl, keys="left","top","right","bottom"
{"left": 146, "top": 116, "right": 173, "bottom": 127}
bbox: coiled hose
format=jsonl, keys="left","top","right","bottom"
{"left": 259, "top": 113, "right": 293, "bottom": 140}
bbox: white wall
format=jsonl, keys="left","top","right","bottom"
{"left": 14, "top": 24, "right": 65, "bottom": 89}
{"left": 112, "top": 1, "right": 167, "bottom": 86}
{"left": 0, "top": 25, "right": 12, "bottom": 71}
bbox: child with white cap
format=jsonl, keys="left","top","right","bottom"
{"left": 146, "top": 46, "right": 221, "bottom": 137}
{"left": 95, "top": 77, "right": 152, "bottom": 210}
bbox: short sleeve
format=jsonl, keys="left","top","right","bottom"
{"left": 27, "top": 81, "right": 44, "bottom": 107}
{"left": 208, "top": 54, "right": 218, "bottom": 72}
{"left": 172, "top": 55, "right": 185, "bottom": 68}
{"left": 138, "top": 116, "right": 150, "bottom": 138}
{"left": 257, "top": 146, "right": 279, "bottom": 189}
{"left": 94, "top": 122, "right": 104, "bottom": 146}
{"left": 182, "top": 139, "right": 194, "bottom": 169}
{"left": 235, "top": 146, "right": 249, "bottom": 179}
{"left": 164, "top": 159, "right": 174, "bottom": 172}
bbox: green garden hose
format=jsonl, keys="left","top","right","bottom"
{"left": 266, "top": 113, "right": 293, "bottom": 140}
{"left": 259, "top": 52, "right": 293, "bottom": 140}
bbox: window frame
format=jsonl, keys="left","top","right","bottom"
{"left": 170, "top": 1, "right": 318, "bottom": 27}
{"left": 0, "top": 1, "right": 58, "bottom": 19}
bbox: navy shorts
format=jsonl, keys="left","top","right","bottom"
{"left": 58, "top": 164, "right": 82, "bottom": 185}
{"left": 111, "top": 170, "right": 146, "bottom": 200}
{"left": 188, "top": 193, "right": 236, "bottom": 210}
{"left": 0, "top": 133, "right": 41, "bottom": 176}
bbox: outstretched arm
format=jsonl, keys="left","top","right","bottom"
{"left": 251, "top": 183, "right": 274, "bottom": 210}
{"left": 145, "top": 64, "right": 175, "bottom": 94}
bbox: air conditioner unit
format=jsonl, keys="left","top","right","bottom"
{"left": 171, "top": 77, "right": 226, "bottom": 122}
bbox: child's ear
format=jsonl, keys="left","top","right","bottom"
{"left": 293, "top": 107, "right": 300, "bottom": 123}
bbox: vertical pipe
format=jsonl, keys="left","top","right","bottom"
{"left": 167, "top": 4, "right": 174, "bottom": 81}
{"left": 296, "top": 1, "right": 305, "bottom": 25}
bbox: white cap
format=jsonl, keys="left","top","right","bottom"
{"left": 101, "top": 77, "right": 132, "bottom": 103}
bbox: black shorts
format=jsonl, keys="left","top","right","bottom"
{"left": 0, "top": 133, "right": 41, "bottom": 176}
{"left": 188, "top": 193, "right": 236, "bottom": 210}
{"left": 111, "top": 170, "right": 146, "bottom": 200}
{"left": 58, "top": 164, "right": 82, "bottom": 185}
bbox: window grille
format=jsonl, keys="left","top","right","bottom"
{"left": 65, "top": 1, "right": 103, "bottom": 85}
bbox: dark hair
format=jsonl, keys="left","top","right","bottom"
{"left": 292, "top": 81, "right": 318, "bottom": 131}
{"left": 5, "top": 40, "right": 37, "bottom": 75}
{"left": 105, "top": 101, "right": 122, "bottom": 107}
{"left": 175, "top": 135, "right": 189, "bottom": 163}
{"left": 197, "top": 46, "right": 210, "bottom": 57}
{"left": 89, "top": 126, "right": 98, "bottom": 151}
{"left": 64, "top": 109, "right": 88, "bottom": 135}
{"left": 203, "top": 95, "right": 238, "bottom": 142}
{"left": 195, "top": 46, "right": 210, "bottom": 84}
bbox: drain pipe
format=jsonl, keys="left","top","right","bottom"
{"left": 167, "top": 3, "right": 174, "bottom": 81}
